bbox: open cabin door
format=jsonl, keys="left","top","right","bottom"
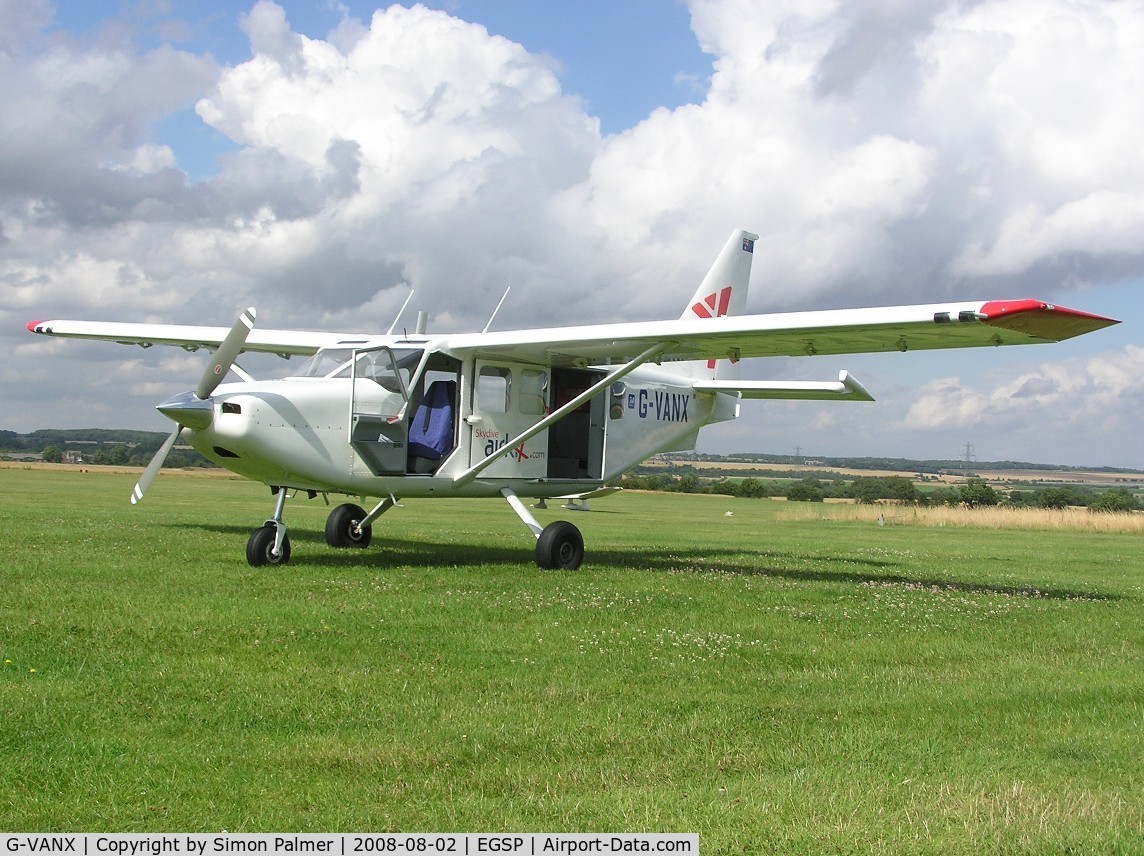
{"left": 349, "top": 347, "right": 461, "bottom": 476}
{"left": 547, "top": 367, "right": 605, "bottom": 480}
{"left": 464, "top": 362, "right": 605, "bottom": 482}
{"left": 348, "top": 346, "right": 417, "bottom": 475}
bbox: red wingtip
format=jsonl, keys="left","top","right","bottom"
{"left": 980, "top": 300, "right": 1119, "bottom": 341}
{"left": 26, "top": 320, "right": 44, "bottom": 333}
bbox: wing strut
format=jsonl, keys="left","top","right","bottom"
{"left": 452, "top": 341, "right": 671, "bottom": 488}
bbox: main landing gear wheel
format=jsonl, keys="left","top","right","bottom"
{"left": 247, "top": 524, "right": 291, "bottom": 567}
{"left": 535, "top": 520, "right": 584, "bottom": 570}
{"left": 325, "top": 503, "right": 373, "bottom": 548}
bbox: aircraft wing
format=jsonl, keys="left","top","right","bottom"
{"left": 444, "top": 299, "right": 1118, "bottom": 366}
{"left": 27, "top": 298, "right": 1116, "bottom": 363}
{"left": 25, "top": 319, "right": 365, "bottom": 356}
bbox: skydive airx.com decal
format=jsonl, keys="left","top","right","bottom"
{"left": 477, "top": 428, "right": 545, "bottom": 461}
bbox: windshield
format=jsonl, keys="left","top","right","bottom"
{"left": 295, "top": 347, "right": 424, "bottom": 395}
{"left": 296, "top": 348, "right": 354, "bottom": 378}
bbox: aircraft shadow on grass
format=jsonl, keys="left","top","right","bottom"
{"left": 175, "top": 523, "right": 1118, "bottom": 602}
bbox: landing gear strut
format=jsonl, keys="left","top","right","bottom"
{"left": 502, "top": 487, "right": 584, "bottom": 570}
{"left": 246, "top": 488, "right": 580, "bottom": 569}
{"left": 247, "top": 487, "right": 291, "bottom": 566}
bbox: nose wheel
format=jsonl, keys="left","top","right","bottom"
{"left": 247, "top": 487, "right": 291, "bottom": 567}
{"left": 247, "top": 524, "right": 291, "bottom": 566}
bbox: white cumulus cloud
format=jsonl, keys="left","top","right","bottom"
{"left": 905, "top": 345, "right": 1144, "bottom": 434}
{"left": 3, "top": 0, "right": 1141, "bottom": 466}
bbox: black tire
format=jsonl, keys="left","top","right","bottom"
{"left": 535, "top": 520, "right": 584, "bottom": 570}
{"left": 247, "top": 524, "right": 291, "bottom": 567}
{"left": 325, "top": 503, "right": 372, "bottom": 549}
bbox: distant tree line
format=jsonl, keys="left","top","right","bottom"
{"left": 2, "top": 429, "right": 213, "bottom": 469}
{"left": 672, "top": 451, "right": 1143, "bottom": 477}
{"left": 34, "top": 443, "right": 211, "bottom": 469}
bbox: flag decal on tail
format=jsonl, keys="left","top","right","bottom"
{"left": 742, "top": 237, "right": 754, "bottom": 253}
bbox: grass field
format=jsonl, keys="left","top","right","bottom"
{"left": 1, "top": 467, "right": 1141, "bottom": 852}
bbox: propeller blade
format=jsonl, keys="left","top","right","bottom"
{"left": 195, "top": 307, "right": 256, "bottom": 400}
{"left": 130, "top": 428, "right": 181, "bottom": 505}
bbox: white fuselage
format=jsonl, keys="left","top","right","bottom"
{"left": 181, "top": 344, "right": 738, "bottom": 500}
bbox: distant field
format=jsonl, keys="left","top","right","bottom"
{"left": 644, "top": 457, "right": 1144, "bottom": 489}
{"left": 2, "top": 467, "right": 1141, "bottom": 852}
{"left": 776, "top": 500, "right": 1144, "bottom": 535}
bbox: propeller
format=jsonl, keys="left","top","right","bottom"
{"left": 130, "top": 307, "right": 257, "bottom": 505}
{"left": 131, "top": 428, "right": 180, "bottom": 505}
{"left": 197, "top": 307, "right": 256, "bottom": 400}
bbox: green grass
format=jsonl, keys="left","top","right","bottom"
{"left": 1, "top": 468, "right": 1142, "bottom": 852}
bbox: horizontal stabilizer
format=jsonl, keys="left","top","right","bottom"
{"left": 694, "top": 370, "right": 874, "bottom": 401}
{"left": 555, "top": 486, "right": 624, "bottom": 501}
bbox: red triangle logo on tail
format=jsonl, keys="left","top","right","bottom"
{"left": 690, "top": 285, "right": 735, "bottom": 368}
{"left": 691, "top": 285, "right": 732, "bottom": 320}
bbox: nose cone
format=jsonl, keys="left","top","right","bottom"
{"left": 157, "top": 390, "right": 214, "bottom": 430}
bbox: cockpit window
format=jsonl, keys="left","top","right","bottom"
{"left": 297, "top": 348, "right": 354, "bottom": 378}
{"left": 295, "top": 347, "right": 425, "bottom": 397}
{"left": 353, "top": 348, "right": 416, "bottom": 394}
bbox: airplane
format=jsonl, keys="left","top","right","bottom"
{"left": 26, "top": 229, "right": 1118, "bottom": 570}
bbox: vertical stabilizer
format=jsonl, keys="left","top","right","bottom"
{"left": 677, "top": 229, "right": 758, "bottom": 379}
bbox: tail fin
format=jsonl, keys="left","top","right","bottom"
{"left": 677, "top": 229, "right": 758, "bottom": 379}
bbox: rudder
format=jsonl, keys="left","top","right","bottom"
{"left": 677, "top": 229, "right": 758, "bottom": 379}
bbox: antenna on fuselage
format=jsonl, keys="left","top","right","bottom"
{"left": 483, "top": 287, "right": 510, "bottom": 333}
{"left": 386, "top": 290, "right": 416, "bottom": 335}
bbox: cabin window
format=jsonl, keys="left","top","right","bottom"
{"left": 478, "top": 365, "right": 511, "bottom": 413}
{"left": 520, "top": 369, "right": 548, "bottom": 415}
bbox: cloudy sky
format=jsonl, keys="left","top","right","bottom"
{"left": 4, "top": 0, "right": 1142, "bottom": 468}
